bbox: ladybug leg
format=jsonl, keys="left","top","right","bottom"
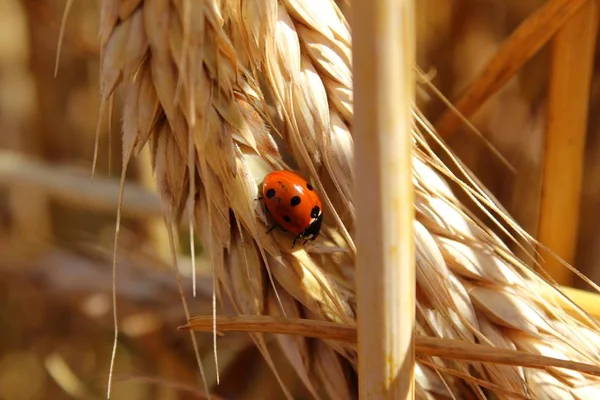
{"left": 303, "top": 239, "right": 309, "bottom": 245}
{"left": 291, "top": 236, "right": 299, "bottom": 249}
{"left": 266, "top": 224, "right": 277, "bottom": 234}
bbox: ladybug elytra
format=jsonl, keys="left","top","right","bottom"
{"left": 259, "top": 170, "right": 323, "bottom": 248}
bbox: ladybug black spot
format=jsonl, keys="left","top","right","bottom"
{"left": 266, "top": 188, "right": 276, "bottom": 199}
{"left": 290, "top": 196, "right": 301, "bottom": 207}
{"left": 311, "top": 206, "right": 320, "bottom": 218}
{"left": 283, "top": 215, "right": 292, "bottom": 223}
{"left": 306, "top": 183, "right": 314, "bottom": 191}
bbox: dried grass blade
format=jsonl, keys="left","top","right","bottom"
{"left": 181, "top": 315, "right": 600, "bottom": 377}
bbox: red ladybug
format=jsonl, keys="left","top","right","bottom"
{"left": 259, "top": 170, "right": 324, "bottom": 248}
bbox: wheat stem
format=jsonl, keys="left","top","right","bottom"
{"left": 536, "top": 0, "right": 599, "bottom": 286}
{"left": 352, "top": 0, "right": 416, "bottom": 398}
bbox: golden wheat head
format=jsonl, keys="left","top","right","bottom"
{"left": 99, "top": 0, "right": 600, "bottom": 398}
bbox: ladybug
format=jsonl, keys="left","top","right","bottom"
{"left": 259, "top": 170, "right": 324, "bottom": 248}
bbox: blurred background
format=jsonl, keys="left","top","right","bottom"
{"left": 0, "top": 0, "right": 598, "bottom": 399}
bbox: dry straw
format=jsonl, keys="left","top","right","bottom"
{"left": 97, "top": 0, "right": 600, "bottom": 398}
{"left": 351, "top": 0, "right": 416, "bottom": 397}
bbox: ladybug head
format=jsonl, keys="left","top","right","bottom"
{"left": 300, "top": 211, "right": 323, "bottom": 241}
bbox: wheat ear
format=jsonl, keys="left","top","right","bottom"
{"left": 223, "top": 1, "right": 600, "bottom": 398}
{"left": 100, "top": 0, "right": 358, "bottom": 398}
{"left": 102, "top": 0, "right": 600, "bottom": 398}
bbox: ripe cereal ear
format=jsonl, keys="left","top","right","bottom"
{"left": 101, "top": 1, "right": 353, "bottom": 398}
{"left": 102, "top": 0, "right": 600, "bottom": 398}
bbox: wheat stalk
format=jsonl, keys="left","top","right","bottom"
{"left": 98, "top": 0, "right": 600, "bottom": 399}
{"left": 351, "top": 0, "right": 416, "bottom": 396}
